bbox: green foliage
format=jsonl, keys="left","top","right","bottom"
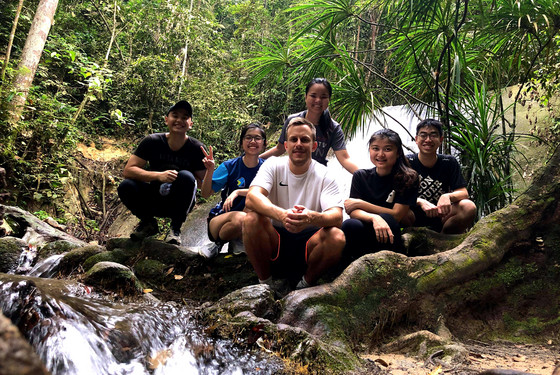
{"left": 449, "top": 82, "right": 526, "bottom": 218}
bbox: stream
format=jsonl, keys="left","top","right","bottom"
{"left": 0, "top": 106, "right": 421, "bottom": 374}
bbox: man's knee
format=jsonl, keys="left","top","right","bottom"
{"left": 175, "top": 170, "right": 196, "bottom": 187}
{"left": 243, "top": 211, "right": 268, "bottom": 234}
{"left": 321, "top": 227, "right": 346, "bottom": 251}
{"left": 458, "top": 199, "right": 477, "bottom": 220}
{"left": 118, "top": 179, "right": 137, "bottom": 197}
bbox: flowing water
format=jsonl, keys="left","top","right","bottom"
{"left": 0, "top": 105, "right": 421, "bottom": 374}
{"left": 0, "top": 272, "right": 282, "bottom": 374}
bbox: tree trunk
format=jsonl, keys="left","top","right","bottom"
{"left": 1, "top": 0, "right": 24, "bottom": 82}
{"left": 278, "top": 145, "right": 560, "bottom": 345}
{"left": 8, "top": 0, "right": 59, "bottom": 128}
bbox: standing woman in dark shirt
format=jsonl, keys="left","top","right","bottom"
{"left": 342, "top": 129, "right": 418, "bottom": 259}
{"left": 260, "top": 78, "right": 359, "bottom": 173}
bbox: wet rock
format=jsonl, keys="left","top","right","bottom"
{"left": 57, "top": 244, "right": 105, "bottom": 275}
{"left": 82, "top": 247, "right": 139, "bottom": 271}
{"left": 201, "top": 284, "right": 278, "bottom": 320}
{"left": 134, "top": 259, "right": 167, "bottom": 282}
{"left": 84, "top": 261, "right": 143, "bottom": 295}
{"left": 0, "top": 237, "right": 26, "bottom": 273}
{"left": 38, "top": 240, "right": 81, "bottom": 259}
{"left": 140, "top": 238, "right": 198, "bottom": 264}
{"left": 0, "top": 312, "right": 50, "bottom": 375}
{"left": 1, "top": 205, "right": 87, "bottom": 247}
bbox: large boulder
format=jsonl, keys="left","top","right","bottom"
{"left": 0, "top": 312, "right": 50, "bottom": 375}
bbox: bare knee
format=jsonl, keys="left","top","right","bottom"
{"left": 459, "top": 199, "right": 477, "bottom": 221}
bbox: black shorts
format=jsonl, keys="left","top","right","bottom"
{"left": 270, "top": 226, "right": 319, "bottom": 281}
{"left": 411, "top": 205, "right": 443, "bottom": 232}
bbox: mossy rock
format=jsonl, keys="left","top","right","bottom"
{"left": 134, "top": 259, "right": 167, "bottom": 282}
{"left": 83, "top": 248, "right": 139, "bottom": 271}
{"left": 38, "top": 240, "right": 81, "bottom": 258}
{"left": 57, "top": 244, "right": 104, "bottom": 274}
{"left": 83, "top": 261, "right": 143, "bottom": 296}
{"left": 0, "top": 237, "right": 26, "bottom": 273}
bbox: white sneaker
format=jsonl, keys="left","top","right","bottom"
{"left": 199, "top": 242, "right": 222, "bottom": 259}
{"left": 228, "top": 239, "right": 245, "bottom": 255}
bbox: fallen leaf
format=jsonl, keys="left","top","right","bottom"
{"left": 148, "top": 349, "right": 171, "bottom": 369}
{"left": 225, "top": 255, "right": 233, "bottom": 259}
{"left": 165, "top": 267, "right": 174, "bottom": 276}
{"left": 143, "top": 289, "right": 153, "bottom": 293}
{"left": 374, "top": 358, "right": 389, "bottom": 367}
{"left": 428, "top": 365, "right": 442, "bottom": 375}
{"left": 174, "top": 275, "right": 183, "bottom": 280}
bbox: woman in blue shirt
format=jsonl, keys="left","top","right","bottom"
{"left": 200, "top": 123, "right": 267, "bottom": 256}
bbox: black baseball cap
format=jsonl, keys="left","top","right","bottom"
{"left": 166, "top": 100, "right": 192, "bottom": 117}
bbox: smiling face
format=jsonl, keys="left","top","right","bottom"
{"left": 415, "top": 125, "right": 443, "bottom": 156}
{"left": 369, "top": 137, "right": 399, "bottom": 176}
{"left": 242, "top": 128, "right": 265, "bottom": 155}
{"left": 165, "top": 108, "right": 193, "bottom": 134}
{"left": 285, "top": 122, "right": 317, "bottom": 170}
{"left": 305, "top": 83, "right": 331, "bottom": 117}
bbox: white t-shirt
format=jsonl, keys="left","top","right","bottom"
{"left": 250, "top": 156, "right": 343, "bottom": 227}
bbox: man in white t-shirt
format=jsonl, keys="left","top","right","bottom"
{"left": 243, "top": 117, "right": 345, "bottom": 294}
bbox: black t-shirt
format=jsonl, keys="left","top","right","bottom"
{"left": 350, "top": 168, "right": 417, "bottom": 209}
{"left": 134, "top": 133, "right": 205, "bottom": 173}
{"left": 406, "top": 153, "right": 467, "bottom": 205}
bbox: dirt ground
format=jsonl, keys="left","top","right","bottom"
{"left": 365, "top": 340, "right": 558, "bottom": 374}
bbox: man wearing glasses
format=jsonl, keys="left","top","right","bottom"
{"left": 406, "top": 119, "right": 476, "bottom": 234}
{"left": 243, "top": 117, "right": 345, "bottom": 295}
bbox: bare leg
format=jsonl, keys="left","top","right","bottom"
{"left": 209, "top": 211, "right": 246, "bottom": 242}
{"left": 441, "top": 199, "right": 477, "bottom": 234}
{"left": 304, "top": 227, "right": 345, "bottom": 284}
{"left": 242, "top": 211, "right": 278, "bottom": 280}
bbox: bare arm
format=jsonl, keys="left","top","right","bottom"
{"left": 222, "top": 188, "right": 249, "bottom": 212}
{"left": 246, "top": 185, "right": 285, "bottom": 221}
{"left": 199, "top": 146, "right": 215, "bottom": 198}
{"left": 123, "top": 155, "right": 173, "bottom": 183}
{"left": 345, "top": 198, "right": 410, "bottom": 222}
{"left": 334, "top": 149, "right": 359, "bottom": 174}
{"left": 348, "top": 209, "right": 395, "bottom": 244}
{"left": 436, "top": 187, "right": 470, "bottom": 216}
{"left": 259, "top": 143, "right": 286, "bottom": 159}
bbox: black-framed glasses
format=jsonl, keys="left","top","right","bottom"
{"left": 244, "top": 135, "right": 264, "bottom": 142}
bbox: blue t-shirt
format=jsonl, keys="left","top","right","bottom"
{"left": 209, "top": 156, "right": 264, "bottom": 216}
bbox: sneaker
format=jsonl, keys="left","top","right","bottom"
{"left": 165, "top": 229, "right": 182, "bottom": 246}
{"left": 199, "top": 242, "right": 223, "bottom": 259}
{"left": 130, "top": 219, "right": 158, "bottom": 241}
{"left": 228, "top": 239, "right": 245, "bottom": 255}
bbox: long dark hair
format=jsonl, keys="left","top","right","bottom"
{"left": 368, "top": 129, "right": 417, "bottom": 193}
{"left": 305, "top": 78, "right": 335, "bottom": 137}
{"left": 239, "top": 122, "right": 267, "bottom": 154}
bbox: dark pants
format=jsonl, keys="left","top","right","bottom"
{"left": 117, "top": 170, "right": 197, "bottom": 230}
{"left": 341, "top": 213, "right": 404, "bottom": 262}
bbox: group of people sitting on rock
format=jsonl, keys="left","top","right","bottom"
{"left": 117, "top": 78, "right": 477, "bottom": 293}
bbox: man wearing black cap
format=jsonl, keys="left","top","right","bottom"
{"left": 118, "top": 100, "right": 210, "bottom": 245}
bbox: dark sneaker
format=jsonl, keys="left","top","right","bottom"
{"left": 130, "top": 219, "right": 158, "bottom": 241}
{"left": 165, "top": 229, "right": 182, "bottom": 246}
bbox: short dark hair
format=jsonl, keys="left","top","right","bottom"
{"left": 286, "top": 117, "right": 316, "bottom": 141}
{"left": 305, "top": 78, "right": 332, "bottom": 98}
{"left": 239, "top": 122, "right": 267, "bottom": 152}
{"left": 416, "top": 119, "right": 443, "bottom": 136}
